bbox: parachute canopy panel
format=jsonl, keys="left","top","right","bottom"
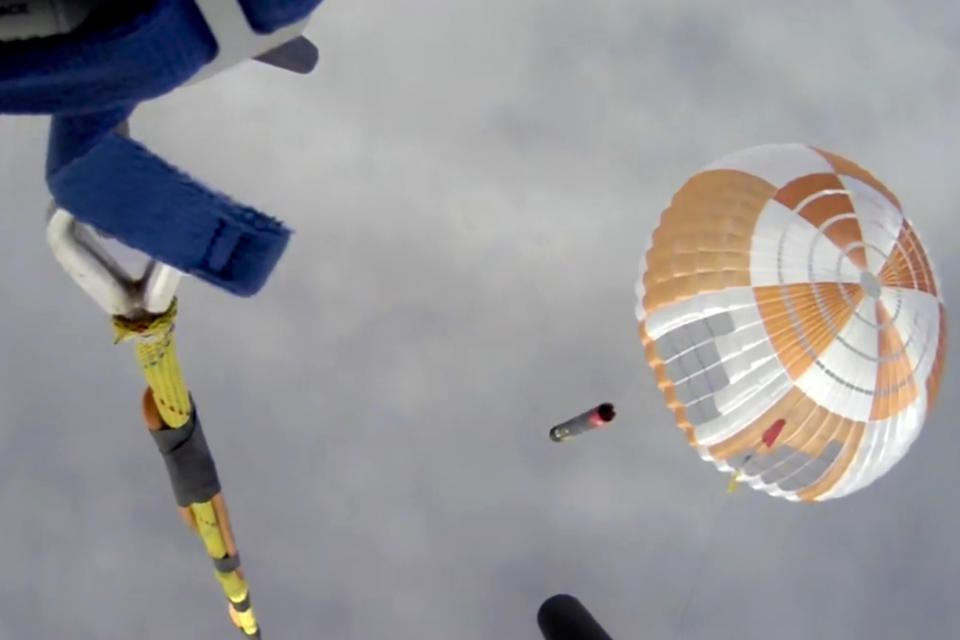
{"left": 636, "top": 144, "right": 947, "bottom": 502}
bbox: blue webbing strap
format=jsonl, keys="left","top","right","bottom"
{"left": 0, "top": 0, "right": 323, "bottom": 296}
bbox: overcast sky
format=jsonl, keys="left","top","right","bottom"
{"left": 1, "top": 1, "right": 959, "bottom": 639}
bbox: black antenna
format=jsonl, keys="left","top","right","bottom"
{"left": 538, "top": 594, "right": 615, "bottom": 640}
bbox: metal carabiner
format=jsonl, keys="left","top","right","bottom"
{"left": 46, "top": 204, "right": 182, "bottom": 319}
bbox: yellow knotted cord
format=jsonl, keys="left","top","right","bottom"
{"left": 113, "top": 299, "right": 191, "bottom": 427}
{"left": 114, "top": 298, "right": 259, "bottom": 637}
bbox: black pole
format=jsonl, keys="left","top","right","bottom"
{"left": 538, "top": 594, "right": 614, "bottom": 640}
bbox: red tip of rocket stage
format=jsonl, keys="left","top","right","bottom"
{"left": 590, "top": 403, "right": 616, "bottom": 426}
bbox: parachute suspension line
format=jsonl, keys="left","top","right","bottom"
{"left": 118, "top": 300, "right": 262, "bottom": 638}
{"left": 672, "top": 494, "right": 734, "bottom": 640}
{"left": 726, "top": 469, "right": 742, "bottom": 493}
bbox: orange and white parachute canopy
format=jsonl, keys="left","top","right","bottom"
{"left": 635, "top": 144, "right": 947, "bottom": 502}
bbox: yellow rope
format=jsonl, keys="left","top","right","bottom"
{"left": 194, "top": 502, "right": 259, "bottom": 636}
{"left": 113, "top": 298, "right": 191, "bottom": 427}
{"left": 115, "top": 298, "right": 259, "bottom": 636}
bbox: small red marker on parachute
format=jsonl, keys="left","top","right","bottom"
{"left": 761, "top": 418, "right": 786, "bottom": 448}
{"left": 728, "top": 418, "right": 786, "bottom": 493}
{"left": 549, "top": 403, "right": 616, "bottom": 442}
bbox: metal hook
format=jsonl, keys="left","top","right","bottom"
{"left": 46, "top": 204, "right": 182, "bottom": 319}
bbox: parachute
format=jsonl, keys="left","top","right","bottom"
{"left": 635, "top": 144, "right": 947, "bottom": 501}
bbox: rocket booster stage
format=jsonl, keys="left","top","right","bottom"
{"left": 549, "top": 403, "right": 616, "bottom": 443}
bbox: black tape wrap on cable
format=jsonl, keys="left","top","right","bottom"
{"left": 150, "top": 405, "right": 221, "bottom": 507}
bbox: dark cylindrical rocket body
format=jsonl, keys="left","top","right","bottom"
{"left": 549, "top": 403, "right": 616, "bottom": 442}
{"left": 538, "top": 594, "right": 614, "bottom": 640}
